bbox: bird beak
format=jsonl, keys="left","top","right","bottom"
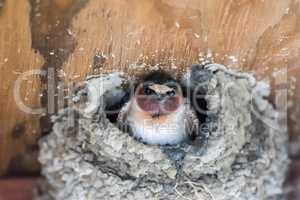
{"left": 154, "top": 94, "right": 166, "bottom": 102}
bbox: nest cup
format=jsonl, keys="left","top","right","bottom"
{"left": 38, "top": 66, "right": 289, "bottom": 200}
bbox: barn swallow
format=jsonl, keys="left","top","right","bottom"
{"left": 118, "top": 71, "right": 199, "bottom": 145}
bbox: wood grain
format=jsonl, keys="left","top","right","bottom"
{"left": 0, "top": 0, "right": 43, "bottom": 175}
{"left": 63, "top": 0, "right": 292, "bottom": 79}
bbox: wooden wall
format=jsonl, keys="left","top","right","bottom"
{"left": 0, "top": 0, "right": 43, "bottom": 175}
{"left": 0, "top": 0, "right": 299, "bottom": 176}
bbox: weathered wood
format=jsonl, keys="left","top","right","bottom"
{"left": 63, "top": 0, "right": 292, "bottom": 78}
{"left": 0, "top": 0, "right": 43, "bottom": 175}
{"left": 0, "top": 0, "right": 89, "bottom": 176}
{"left": 29, "top": 0, "right": 88, "bottom": 134}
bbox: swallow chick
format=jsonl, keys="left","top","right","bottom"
{"left": 118, "top": 71, "right": 199, "bottom": 145}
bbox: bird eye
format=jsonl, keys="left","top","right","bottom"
{"left": 144, "top": 87, "right": 154, "bottom": 95}
{"left": 166, "top": 90, "right": 175, "bottom": 96}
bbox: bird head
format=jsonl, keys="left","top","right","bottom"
{"left": 133, "top": 72, "right": 183, "bottom": 117}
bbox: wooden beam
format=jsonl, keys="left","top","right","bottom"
{"left": 0, "top": 0, "right": 43, "bottom": 175}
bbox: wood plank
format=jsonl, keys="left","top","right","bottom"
{"left": 62, "top": 0, "right": 291, "bottom": 79}
{"left": 0, "top": 0, "right": 44, "bottom": 175}
{"left": 0, "top": 0, "right": 88, "bottom": 176}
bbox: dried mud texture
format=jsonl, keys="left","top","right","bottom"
{"left": 37, "top": 67, "right": 289, "bottom": 200}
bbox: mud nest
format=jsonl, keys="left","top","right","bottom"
{"left": 37, "top": 64, "right": 289, "bottom": 200}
